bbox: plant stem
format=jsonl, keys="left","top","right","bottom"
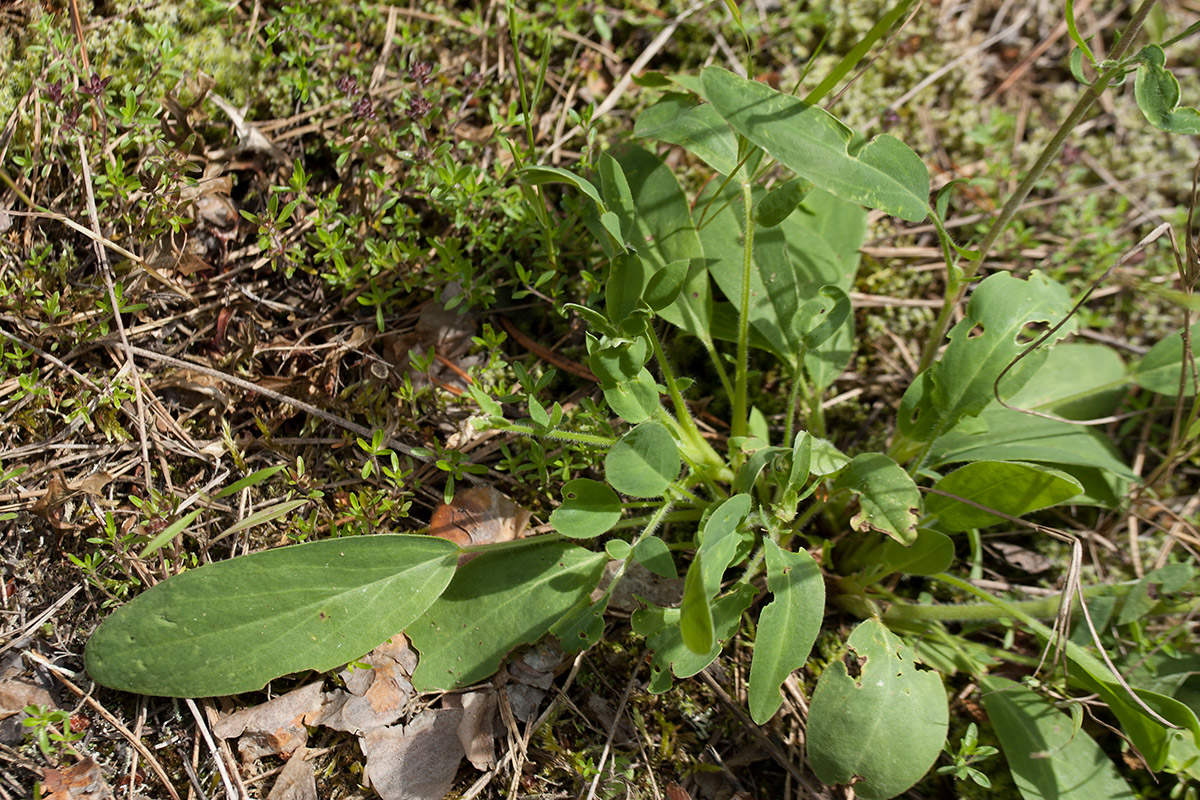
{"left": 916, "top": 0, "right": 1158, "bottom": 375}
{"left": 732, "top": 179, "right": 755, "bottom": 442}
{"left": 500, "top": 423, "right": 616, "bottom": 447}
{"left": 649, "top": 326, "right": 726, "bottom": 472}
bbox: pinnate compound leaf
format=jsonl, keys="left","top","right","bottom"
{"left": 549, "top": 479, "right": 622, "bottom": 539}
{"left": 85, "top": 535, "right": 459, "bottom": 697}
{"left": 926, "top": 461, "right": 1083, "bottom": 532}
{"left": 748, "top": 542, "right": 823, "bottom": 723}
{"left": 605, "top": 422, "right": 680, "bottom": 498}
{"left": 701, "top": 66, "right": 929, "bottom": 221}
{"left": 833, "top": 453, "right": 920, "bottom": 545}
{"left": 410, "top": 540, "right": 607, "bottom": 691}
{"left": 980, "top": 676, "right": 1135, "bottom": 800}
{"left": 633, "top": 92, "right": 740, "bottom": 175}
{"left": 1134, "top": 45, "right": 1200, "bottom": 135}
{"left": 806, "top": 619, "right": 948, "bottom": 800}
{"left": 899, "top": 272, "right": 1075, "bottom": 443}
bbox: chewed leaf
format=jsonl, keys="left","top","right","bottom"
{"left": 85, "top": 535, "right": 459, "bottom": 697}
{"left": 833, "top": 453, "right": 920, "bottom": 545}
{"left": 550, "top": 478, "right": 622, "bottom": 539}
{"left": 702, "top": 66, "right": 929, "bottom": 221}
{"left": 806, "top": 619, "right": 948, "bottom": 800}
{"left": 1134, "top": 45, "right": 1200, "bottom": 135}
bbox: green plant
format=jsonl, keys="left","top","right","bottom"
{"left": 937, "top": 722, "right": 998, "bottom": 788}
{"left": 81, "top": 2, "right": 1200, "bottom": 798}
{"left": 22, "top": 705, "right": 84, "bottom": 760}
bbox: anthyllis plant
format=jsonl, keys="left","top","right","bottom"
{"left": 86, "top": 3, "right": 1200, "bottom": 797}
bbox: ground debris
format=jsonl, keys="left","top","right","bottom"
{"left": 40, "top": 759, "right": 113, "bottom": 800}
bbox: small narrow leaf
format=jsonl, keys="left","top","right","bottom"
{"left": 214, "top": 464, "right": 289, "bottom": 498}
{"left": 679, "top": 553, "right": 714, "bottom": 654}
{"left": 520, "top": 165, "right": 605, "bottom": 207}
{"left": 139, "top": 509, "right": 202, "bottom": 558}
{"left": 215, "top": 498, "right": 310, "bottom": 542}
{"left": 86, "top": 535, "right": 459, "bottom": 697}
{"left": 643, "top": 259, "right": 691, "bottom": 311}
{"left": 748, "top": 542, "right": 824, "bottom": 723}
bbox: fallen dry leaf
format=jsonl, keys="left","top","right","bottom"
{"left": 0, "top": 677, "right": 54, "bottom": 720}
{"left": 428, "top": 486, "right": 532, "bottom": 548}
{"left": 361, "top": 707, "right": 465, "bottom": 800}
{"left": 320, "top": 635, "right": 417, "bottom": 734}
{"left": 40, "top": 759, "right": 113, "bottom": 800}
{"left": 213, "top": 681, "right": 324, "bottom": 761}
{"left": 267, "top": 746, "right": 317, "bottom": 800}
{"left": 445, "top": 690, "right": 496, "bottom": 771}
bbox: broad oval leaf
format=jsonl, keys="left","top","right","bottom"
{"left": 747, "top": 542, "right": 824, "bottom": 723}
{"left": 410, "top": 539, "right": 606, "bottom": 690}
{"left": 601, "top": 368, "right": 660, "bottom": 425}
{"left": 876, "top": 528, "right": 954, "bottom": 577}
{"left": 981, "top": 676, "right": 1136, "bottom": 800}
{"left": 926, "top": 461, "right": 1083, "bottom": 532}
{"left": 550, "top": 478, "right": 622, "bottom": 538}
{"left": 833, "top": 453, "right": 920, "bottom": 545}
{"left": 643, "top": 259, "right": 691, "bottom": 311}
{"left": 757, "top": 177, "right": 813, "bottom": 227}
{"left": 807, "top": 619, "right": 948, "bottom": 800}
{"left": 633, "top": 534, "right": 677, "bottom": 578}
{"left": 605, "top": 422, "right": 681, "bottom": 498}
{"left": 85, "top": 535, "right": 459, "bottom": 697}
{"left": 701, "top": 66, "right": 929, "bottom": 221}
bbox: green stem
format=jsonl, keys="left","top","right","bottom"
{"left": 649, "top": 326, "right": 725, "bottom": 472}
{"left": 500, "top": 423, "right": 616, "bottom": 447}
{"left": 732, "top": 179, "right": 755, "bottom": 442}
{"left": 915, "top": 0, "right": 1158, "bottom": 375}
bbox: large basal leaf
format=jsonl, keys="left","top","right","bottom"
{"left": 410, "top": 539, "right": 607, "bottom": 691}
{"left": 1131, "top": 320, "right": 1200, "bottom": 397}
{"left": 701, "top": 66, "right": 929, "bottom": 221}
{"left": 899, "top": 272, "right": 1076, "bottom": 443}
{"left": 875, "top": 527, "right": 954, "bottom": 577}
{"left": 633, "top": 91, "right": 740, "bottom": 176}
{"left": 747, "top": 541, "right": 824, "bottom": 724}
{"left": 612, "top": 145, "right": 712, "bottom": 347}
{"left": 980, "top": 676, "right": 1136, "bottom": 800}
{"left": 1001, "top": 343, "right": 1128, "bottom": 419}
{"left": 832, "top": 453, "right": 920, "bottom": 545}
{"left": 85, "top": 535, "right": 459, "bottom": 697}
{"left": 926, "top": 461, "right": 1083, "bottom": 532}
{"left": 806, "top": 619, "right": 948, "bottom": 799}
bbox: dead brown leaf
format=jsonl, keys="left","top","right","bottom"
{"left": 445, "top": 690, "right": 496, "bottom": 771}
{"left": 428, "top": 486, "right": 532, "bottom": 549}
{"left": 213, "top": 681, "right": 324, "bottom": 762}
{"left": 40, "top": 759, "right": 113, "bottom": 800}
{"left": 361, "top": 707, "right": 465, "bottom": 800}
{"left": 0, "top": 677, "right": 54, "bottom": 720}
{"left": 267, "top": 746, "right": 318, "bottom": 800}
{"left": 319, "top": 635, "right": 417, "bottom": 734}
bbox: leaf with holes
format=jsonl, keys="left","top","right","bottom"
{"left": 806, "top": 619, "right": 948, "bottom": 800}
{"left": 549, "top": 479, "right": 622, "bottom": 539}
{"left": 833, "top": 454, "right": 920, "bottom": 545}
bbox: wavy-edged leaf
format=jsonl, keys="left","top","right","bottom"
{"left": 899, "top": 272, "right": 1076, "bottom": 443}
{"left": 833, "top": 453, "right": 920, "bottom": 545}
{"left": 86, "top": 535, "right": 459, "bottom": 697}
{"left": 410, "top": 539, "right": 606, "bottom": 690}
{"left": 1134, "top": 45, "right": 1200, "bottom": 135}
{"left": 748, "top": 542, "right": 823, "bottom": 723}
{"left": 702, "top": 66, "right": 929, "bottom": 221}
